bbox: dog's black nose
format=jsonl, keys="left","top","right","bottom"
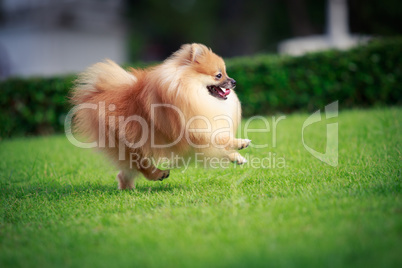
{"left": 230, "top": 78, "right": 236, "bottom": 87}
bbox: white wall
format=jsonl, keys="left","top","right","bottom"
{"left": 0, "top": 28, "right": 126, "bottom": 78}
{"left": 0, "top": 0, "right": 126, "bottom": 78}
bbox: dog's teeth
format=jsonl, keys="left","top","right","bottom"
{"left": 220, "top": 87, "right": 226, "bottom": 91}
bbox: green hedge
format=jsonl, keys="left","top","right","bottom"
{"left": 1, "top": 37, "right": 401, "bottom": 137}
{"left": 0, "top": 76, "right": 75, "bottom": 137}
{"left": 227, "top": 37, "right": 402, "bottom": 115}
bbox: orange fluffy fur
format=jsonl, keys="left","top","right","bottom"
{"left": 71, "top": 43, "right": 250, "bottom": 189}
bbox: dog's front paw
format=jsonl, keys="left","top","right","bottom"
{"left": 238, "top": 139, "right": 251, "bottom": 150}
{"left": 228, "top": 152, "right": 247, "bottom": 165}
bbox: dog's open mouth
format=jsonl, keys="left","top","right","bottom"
{"left": 207, "top": 85, "right": 231, "bottom": 100}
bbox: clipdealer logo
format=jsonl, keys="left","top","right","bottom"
{"left": 302, "top": 101, "right": 338, "bottom": 167}
{"left": 64, "top": 101, "right": 339, "bottom": 169}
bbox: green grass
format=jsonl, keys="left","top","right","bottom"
{"left": 0, "top": 107, "right": 401, "bottom": 268}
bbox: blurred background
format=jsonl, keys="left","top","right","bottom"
{"left": 0, "top": 0, "right": 401, "bottom": 78}
{"left": 1, "top": 0, "right": 401, "bottom": 137}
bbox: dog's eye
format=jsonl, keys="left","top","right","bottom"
{"left": 215, "top": 73, "right": 222, "bottom": 79}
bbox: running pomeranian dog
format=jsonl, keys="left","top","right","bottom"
{"left": 70, "top": 43, "right": 250, "bottom": 189}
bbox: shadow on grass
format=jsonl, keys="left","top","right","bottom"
{"left": 0, "top": 179, "right": 190, "bottom": 200}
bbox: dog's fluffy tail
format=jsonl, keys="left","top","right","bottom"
{"left": 71, "top": 59, "right": 137, "bottom": 105}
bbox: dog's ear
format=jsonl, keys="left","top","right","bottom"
{"left": 190, "top": 43, "right": 207, "bottom": 63}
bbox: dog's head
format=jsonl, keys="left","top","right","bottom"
{"left": 172, "top": 43, "right": 236, "bottom": 101}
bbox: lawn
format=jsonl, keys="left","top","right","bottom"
{"left": 0, "top": 107, "right": 401, "bottom": 268}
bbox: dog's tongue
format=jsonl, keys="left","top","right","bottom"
{"left": 219, "top": 87, "right": 231, "bottom": 98}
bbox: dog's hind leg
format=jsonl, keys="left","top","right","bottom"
{"left": 117, "top": 169, "right": 137, "bottom": 190}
